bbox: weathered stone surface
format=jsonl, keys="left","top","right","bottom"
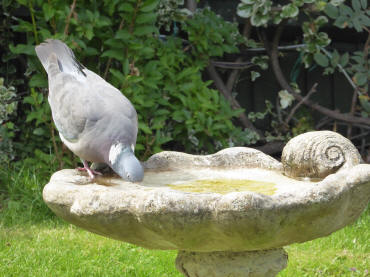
{"left": 176, "top": 249, "right": 288, "bottom": 277}
{"left": 43, "top": 145, "right": 370, "bottom": 252}
{"left": 282, "top": 131, "right": 362, "bottom": 178}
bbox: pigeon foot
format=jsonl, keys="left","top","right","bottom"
{"left": 77, "top": 160, "right": 103, "bottom": 179}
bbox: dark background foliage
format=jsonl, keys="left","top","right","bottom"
{"left": 0, "top": 0, "right": 369, "bottom": 175}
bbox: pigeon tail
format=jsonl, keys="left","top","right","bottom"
{"left": 35, "top": 39, "right": 86, "bottom": 80}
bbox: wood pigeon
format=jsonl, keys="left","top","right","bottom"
{"left": 35, "top": 39, "right": 144, "bottom": 182}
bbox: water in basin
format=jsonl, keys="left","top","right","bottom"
{"left": 168, "top": 178, "right": 277, "bottom": 195}
{"left": 140, "top": 168, "right": 317, "bottom": 195}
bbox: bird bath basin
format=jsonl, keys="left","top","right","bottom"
{"left": 43, "top": 131, "right": 370, "bottom": 277}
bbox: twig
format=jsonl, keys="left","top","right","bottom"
{"left": 242, "top": 19, "right": 252, "bottom": 39}
{"left": 64, "top": 0, "right": 77, "bottom": 36}
{"left": 263, "top": 27, "right": 370, "bottom": 126}
{"left": 129, "top": 0, "right": 141, "bottom": 34}
{"left": 226, "top": 58, "right": 243, "bottom": 92}
{"left": 285, "top": 83, "right": 318, "bottom": 125}
{"left": 206, "top": 63, "right": 263, "bottom": 138}
{"left": 28, "top": 0, "right": 39, "bottom": 44}
{"left": 347, "top": 88, "right": 358, "bottom": 137}
{"left": 103, "top": 17, "right": 125, "bottom": 79}
{"left": 350, "top": 130, "right": 370, "bottom": 140}
{"left": 225, "top": 19, "right": 254, "bottom": 96}
{"left": 210, "top": 60, "right": 254, "bottom": 70}
{"left": 276, "top": 95, "right": 283, "bottom": 124}
{"left": 49, "top": 120, "right": 63, "bottom": 169}
{"left": 320, "top": 47, "right": 361, "bottom": 95}
{"left": 242, "top": 44, "right": 306, "bottom": 53}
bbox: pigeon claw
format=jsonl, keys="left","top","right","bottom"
{"left": 77, "top": 160, "right": 103, "bottom": 180}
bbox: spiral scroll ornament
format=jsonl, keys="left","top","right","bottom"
{"left": 282, "top": 131, "right": 361, "bottom": 179}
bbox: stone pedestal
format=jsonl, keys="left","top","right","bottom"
{"left": 42, "top": 131, "right": 370, "bottom": 277}
{"left": 176, "top": 249, "right": 288, "bottom": 277}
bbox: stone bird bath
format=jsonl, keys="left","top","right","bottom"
{"left": 43, "top": 131, "right": 370, "bottom": 276}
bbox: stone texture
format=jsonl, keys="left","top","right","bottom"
{"left": 43, "top": 146, "right": 370, "bottom": 252}
{"left": 282, "top": 131, "right": 362, "bottom": 178}
{"left": 176, "top": 249, "right": 288, "bottom": 277}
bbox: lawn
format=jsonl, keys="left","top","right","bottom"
{"left": 0, "top": 166, "right": 369, "bottom": 277}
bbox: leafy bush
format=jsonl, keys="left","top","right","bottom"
{"left": 0, "top": 78, "right": 18, "bottom": 164}
{"left": 1, "top": 0, "right": 257, "bottom": 167}
{"left": 1, "top": 0, "right": 369, "bottom": 171}
{"left": 236, "top": 0, "right": 370, "bottom": 145}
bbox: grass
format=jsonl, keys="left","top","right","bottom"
{"left": 0, "top": 165, "right": 369, "bottom": 276}
{"left": 0, "top": 220, "right": 180, "bottom": 277}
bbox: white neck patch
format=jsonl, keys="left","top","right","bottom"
{"left": 109, "top": 143, "right": 123, "bottom": 164}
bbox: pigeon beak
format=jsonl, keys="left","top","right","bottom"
{"left": 109, "top": 146, "right": 144, "bottom": 182}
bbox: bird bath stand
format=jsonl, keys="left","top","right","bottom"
{"left": 43, "top": 131, "right": 370, "bottom": 277}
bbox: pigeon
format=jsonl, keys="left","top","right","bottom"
{"left": 35, "top": 39, "right": 144, "bottom": 182}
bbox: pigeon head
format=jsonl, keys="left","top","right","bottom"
{"left": 108, "top": 143, "right": 144, "bottom": 182}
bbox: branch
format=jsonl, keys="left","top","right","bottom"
{"left": 206, "top": 63, "right": 263, "bottom": 138}
{"left": 210, "top": 60, "right": 254, "bottom": 70}
{"left": 103, "top": 17, "right": 125, "bottom": 79}
{"left": 263, "top": 27, "right": 370, "bottom": 126}
{"left": 347, "top": 88, "right": 358, "bottom": 137}
{"left": 49, "top": 119, "right": 63, "bottom": 169}
{"left": 64, "top": 0, "right": 77, "bottom": 36}
{"left": 320, "top": 47, "right": 360, "bottom": 95}
{"left": 285, "top": 83, "right": 318, "bottom": 125}
{"left": 226, "top": 58, "right": 243, "bottom": 92}
{"left": 242, "top": 44, "right": 306, "bottom": 53}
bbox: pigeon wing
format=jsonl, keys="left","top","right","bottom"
{"left": 35, "top": 39, "right": 137, "bottom": 148}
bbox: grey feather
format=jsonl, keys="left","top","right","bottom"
{"left": 35, "top": 39, "right": 143, "bottom": 181}
{"left": 35, "top": 39, "right": 86, "bottom": 78}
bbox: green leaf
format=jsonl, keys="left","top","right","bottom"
{"left": 359, "top": 95, "right": 370, "bottom": 113}
{"left": 250, "top": 71, "right": 261, "bottom": 81}
{"left": 133, "top": 26, "right": 157, "bottom": 36}
{"left": 325, "top": 4, "right": 339, "bottom": 18}
{"left": 334, "top": 16, "right": 347, "bottom": 28}
{"left": 42, "top": 3, "right": 55, "bottom": 21}
{"left": 115, "top": 30, "right": 131, "bottom": 40}
{"left": 136, "top": 13, "right": 157, "bottom": 24}
{"left": 123, "top": 59, "right": 129, "bottom": 76}
{"left": 314, "top": 52, "right": 329, "bottom": 67}
{"left": 109, "top": 69, "right": 125, "bottom": 81}
{"left": 331, "top": 50, "right": 340, "bottom": 67}
{"left": 140, "top": 0, "right": 159, "bottom": 12}
{"left": 352, "top": 0, "right": 361, "bottom": 12}
{"left": 281, "top": 4, "right": 299, "bottom": 18}
{"left": 119, "top": 3, "right": 134, "bottom": 12}
{"left": 101, "top": 49, "right": 124, "bottom": 61}
{"left": 9, "top": 44, "right": 35, "bottom": 55}
{"left": 29, "top": 74, "right": 47, "bottom": 88}
{"left": 354, "top": 72, "right": 368, "bottom": 86}
{"left": 278, "top": 90, "right": 295, "bottom": 109}
{"left": 33, "top": 127, "right": 45, "bottom": 136}
{"left": 138, "top": 122, "right": 152, "bottom": 134}
{"left": 339, "top": 52, "right": 349, "bottom": 66}
{"left": 237, "top": 3, "right": 253, "bottom": 18}
{"left": 353, "top": 17, "right": 363, "bottom": 32}
{"left": 330, "top": 0, "right": 345, "bottom": 6}
{"left": 315, "top": 16, "right": 329, "bottom": 27}
{"left": 360, "top": 0, "right": 367, "bottom": 9}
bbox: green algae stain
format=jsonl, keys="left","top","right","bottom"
{"left": 168, "top": 179, "right": 277, "bottom": 195}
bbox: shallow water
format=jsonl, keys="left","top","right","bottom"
{"left": 167, "top": 178, "right": 277, "bottom": 195}
{"left": 139, "top": 168, "right": 318, "bottom": 195}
